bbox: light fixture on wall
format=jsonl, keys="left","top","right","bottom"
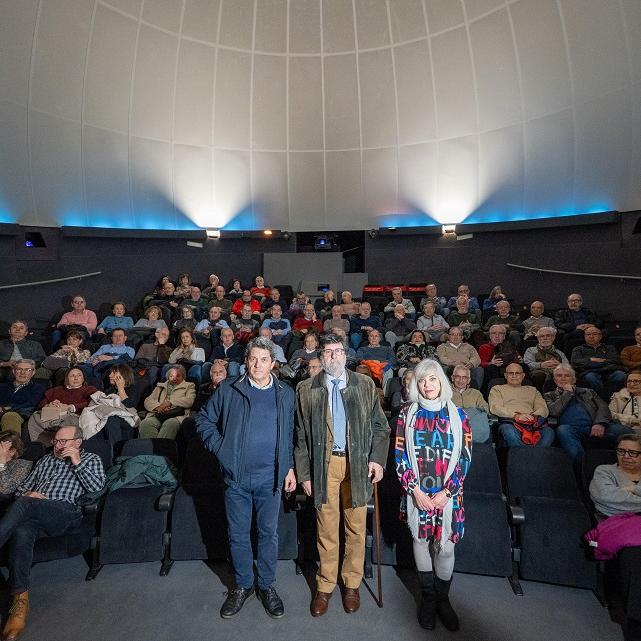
{"left": 206, "top": 229, "right": 221, "bottom": 239}
{"left": 368, "top": 229, "right": 378, "bottom": 239}
{"left": 263, "top": 229, "right": 273, "bottom": 236}
{"left": 282, "top": 231, "right": 291, "bottom": 241}
{"left": 442, "top": 224, "right": 456, "bottom": 236}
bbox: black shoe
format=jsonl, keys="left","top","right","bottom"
{"left": 259, "top": 587, "right": 285, "bottom": 618}
{"left": 220, "top": 587, "right": 254, "bottom": 618}
{"left": 417, "top": 571, "right": 436, "bottom": 630}
{"left": 435, "top": 576, "right": 459, "bottom": 631}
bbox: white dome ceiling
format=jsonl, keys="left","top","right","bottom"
{"left": 1, "top": 0, "right": 640, "bottom": 232}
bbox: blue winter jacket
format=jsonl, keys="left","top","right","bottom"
{"left": 196, "top": 374, "right": 295, "bottom": 491}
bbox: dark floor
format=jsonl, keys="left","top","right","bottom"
{"left": 0, "top": 556, "right": 623, "bottom": 641}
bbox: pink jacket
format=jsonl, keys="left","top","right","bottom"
{"left": 584, "top": 513, "right": 641, "bottom": 560}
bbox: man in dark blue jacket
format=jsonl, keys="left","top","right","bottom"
{"left": 197, "top": 336, "right": 296, "bottom": 620}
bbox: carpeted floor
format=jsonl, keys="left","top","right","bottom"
{"left": 3, "top": 557, "right": 623, "bottom": 641}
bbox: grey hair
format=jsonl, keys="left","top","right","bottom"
{"left": 245, "top": 336, "right": 277, "bottom": 362}
{"left": 57, "top": 425, "right": 84, "bottom": 440}
{"left": 408, "top": 359, "right": 453, "bottom": 403}
{"left": 452, "top": 364, "right": 471, "bottom": 378}
{"left": 617, "top": 433, "right": 641, "bottom": 446}
{"left": 15, "top": 358, "right": 36, "bottom": 369}
{"left": 536, "top": 326, "right": 557, "bottom": 337}
{"left": 553, "top": 363, "right": 575, "bottom": 377}
{"left": 166, "top": 364, "right": 186, "bottom": 378}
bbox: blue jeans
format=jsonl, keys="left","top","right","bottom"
{"left": 557, "top": 421, "right": 633, "bottom": 462}
{"left": 499, "top": 422, "right": 555, "bottom": 447}
{"left": 0, "top": 497, "right": 82, "bottom": 592}
{"left": 224, "top": 468, "right": 281, "bottom": 590}
{"left": 582, "top": 370, "right": 626, "bottom": 397}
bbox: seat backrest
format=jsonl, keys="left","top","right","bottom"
{"left": 581, "top": 449, "right": 617, "bottom": 496}
{"left": 181, "top": 438, "right": 223, "bottom": 486}
{"left": 121, "top": 438, "right": 179, "bottom": 467}
{"left": 464, "top": 442, "right": 502, "bottom": 494}
{"left": 82, "top": 440, "right": 113, "bottom": 471}
{"left": 506, "top": 447, "right": 580, "bottom": 501}
{"left": 21, "top": 442, "right": 45, "bottom": 463}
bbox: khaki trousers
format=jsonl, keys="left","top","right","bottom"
{"left": 316, "top": 454, "right": 367, "bottom": 592}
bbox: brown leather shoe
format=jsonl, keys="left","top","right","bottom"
{"left": 342, "top": 587, "right": 360, "bottom": 613}
{"left": 3, "top": 591, "right": 29, "bottom": 641}
{"left": 310, "top": 591, "right": 332, "bottom": 617}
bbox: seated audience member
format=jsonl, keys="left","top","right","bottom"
{"left": 394, "top": 330, "right": 432, "bottom": 367}
{"left": 231, "top": 305, "right": 260, "bottom": 340}
{"left": 609, "top": 370, "right": 641, "bottom": 434}
{"left": 91, "top": 364, "right": 140, "bottom": 444}
{"left": 522, "top": 301, "right": 555, "bottom": 341}
{"left": 323, "top": 305, "right": 349, "bottom": 335}
{"left": 544, "top": 364, "right": 631, "bottom": 462}
{"left": 260, "top": 304, "right": 291, "bottom": 349}
{"left": 0, "top": 321, "right": 46, "bottom": 382}
{"left": 172, "top": 305, "right": 198, "bottom": 333}
{"left": 166, "top": 329, "right": 206, "bottom": 382}
{"left": 384, "top": 304, "right": 417, "bottom": 348}
{"left": 250, "top": 275, "right": 270, "bottom": 300}
{"left": 339, "top": 290, "right": 358, "bottom": 317}
{"left": 419, "top": 283, "right": 449, "bottom": 317}
{"left": 194, "top": 306, "right": 229, "bottom": 343}
{"left": 44, "top": 330, "right": 91, "bottom": 383}
{"left": 0, "top": 432, "right": 31, "bottom": 497}
{"left": 348, "top": 301, "right": 381, "bottom": 350}
{"left": 0, "top": 361, "right": 46, "bottom": 435}
{"left": 174, "top": 273, "right": 192, "bottom": 298}
{"left": 304, "top": 357, "right": 323, "bottom": 380}
{"left": 258, "top": 328, "right": 287, "bottom": 364}
{"left": 227, "top": 278, "right": 244, "bottom": 299}
{"left": 330, "top": 327, "right": 358, "bottom": 369}
{"left": 289, "top": 333, "right": 320, "bottom": 366}
{"left": 209, "top": 285, "right": 233, "bottom": 314}
{"left": 95, "top": 302, "right": 134, "bottom": 335}
{"left": 139, "top": 365, "right": 196, "bottom": 439}
{"left": 28, "top": 368, "right": 97, "bottom": 446}
{"left": 489, "top": 363, "right": 552, "bottom": 447}
{"left": 292, "top": 304, "right": 323, "bottom": 337}
{"left": 523, "top": 327, "right": 568, "bottom": 391}
{"left": 357, "top": 329, "right": 396, "bottom": 365}
{"left": 450, "top": 365, "right": 491, "bottom": 443}
{"left": 485, "top": 300, "right": 524, "bottom": 346}
{"left": 314, "top": 290, "right": 336, "bottom": 319}
{"left": 202, "top": 273, "right": 221, "bottom": 298}
{"left": 231, "top": 290, "right": 261, "bottom": 317}
{"left": 389, "top": 368, "right": 414, "bottom": 417}
{"left": 479, "top": 324, "right": 523, "bottom": 389}
{"left": 209, "top": 328, "right": 245, "bottom": 378}
{"left": 620, "top": 327, "right": 641, "bottom": 371}
{"left": 589, "top": 433, "right": 641, "bottom": 517}
{"left": 571, "top": 326, "right": 626, "bottom": 398}
{"left": 355, "top": 364, "right": 386, "bottom": 410}
{"left": 416, "top": 301, "right": 449, "bottom": 343}
{"left": 180, "top": 287, "right": 209, "bottom": 320}
{"left": 436, "top": 326, "right": 483, "bottom": 390}
{"left": 447, "top": 296, "right": 482, "bottom": 340}
{"left": 82, "top": 328, "right": 135, "bottom": 384}
{"left": 383, "top": 287, "right": 415, "bottom": 316}
{"left": 289, "top": 291, "right": 309, "bottom": 318}
{"left": 52, "top": 295, "right": 98, "bottom": 348}
{"left": 261, "top": 288, "right": 284, "bottom": 314}
{"left": 555, "top": 293, "right": 603, "bottom": 346}
{"left": 0, "top": 425, "right": 105, "bottom": 641}
{"left": 446, "top": 284, "right": 480, "bottom": 313}
{"left": 193, "top": 360, "right": 228, "bottom": 412}
{"left": 588, "top": 433, "right": 641, "bottom": 640}
{"left": 133, "top": 305, "right": 168, "bottom": 331}
{"left": 483, "top": 285, "right": 507, "bottom": 314}
{"left": 150, "top": 281, "right": 181, "bottom": 316}
{"left": 134, "top": 326, "right": 173, "bottom": 373}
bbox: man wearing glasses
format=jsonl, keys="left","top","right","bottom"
{"left": 0, "top": 360, "right": 45, "bottom": 436}
{"left": 295, "top": 333, "right": 389, "bottom": 617}
{"left": 0, "top": 424, "right": 105, "bottom": 640}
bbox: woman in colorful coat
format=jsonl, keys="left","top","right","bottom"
{"left": 395, "top": 358, "right": 473, "bottom": 632}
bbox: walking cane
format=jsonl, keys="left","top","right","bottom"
{"left": 373, "top": 480, "right": 383, "bottom": 607}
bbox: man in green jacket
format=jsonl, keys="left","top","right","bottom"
{"left": 295, "top": 333, "right": 389, "bottom": 618}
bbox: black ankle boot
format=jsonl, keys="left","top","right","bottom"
{"left": 417, "top": 571, "right": 437, "bottom": 630}
{"left": 434, "top": 576, "right": 459, "bottom": 631}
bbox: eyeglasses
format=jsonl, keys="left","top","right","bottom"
{"left": 53, "top": 438, "right": 80, "bottom": 446}
{"left": 615, "top": 448, "right": 641, "bottom": 459}
{"left": 627, "top": 379, "right": 641, "bottom": 385}
{"left": 14, "top": 367, "right": 34, "bottom": 373}
{"left": 321, "top": 348, "right": 345, "bottom": 357}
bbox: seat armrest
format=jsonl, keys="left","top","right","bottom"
{"left": 81, "top": 501, "right": 100, "bottom": 516}
{"left": 507, "top": 503, "right": 525, "bottom": 525}
{"left": 157, "top": 492, "right": 175, "bottom": 512}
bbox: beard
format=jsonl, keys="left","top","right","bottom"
{"left": 323, "top": 359, "right": 346, "bottom": 379}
